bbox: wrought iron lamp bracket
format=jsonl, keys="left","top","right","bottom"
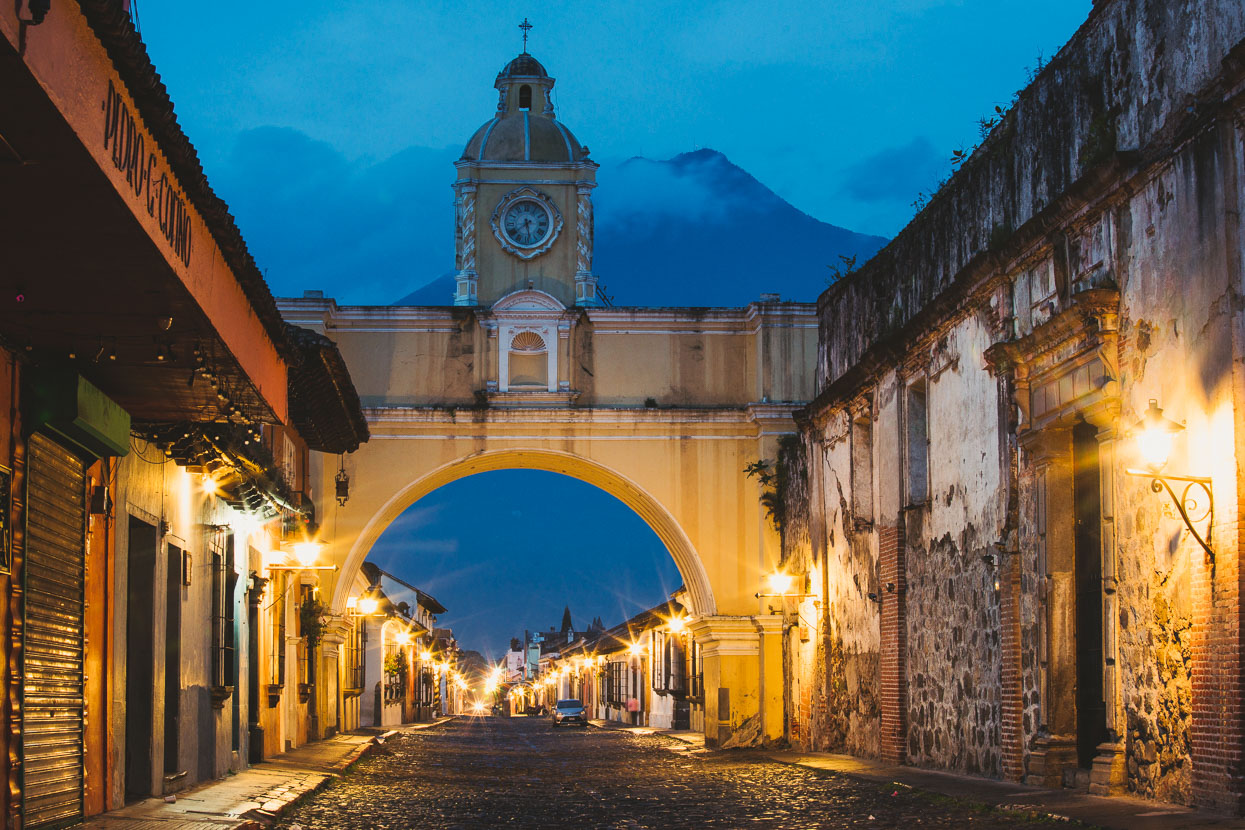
{"left": 1126, "top": 468, "right": 1213, "bottom": 559}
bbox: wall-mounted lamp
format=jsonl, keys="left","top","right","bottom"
{"left": 346, "top": 592, "right": 381, "bottom": 617}
{"left": 1125, "top": 399, "right": 1213, "bottom": 558}
{"left": 755, "top": 569, "right": 816, "bottom": 600}
{"left": 266, "top": 540, "right": 337, "bottom": 572}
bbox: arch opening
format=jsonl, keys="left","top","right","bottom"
{"left": 331, "top": 449, "right": 717, "bottom": 624}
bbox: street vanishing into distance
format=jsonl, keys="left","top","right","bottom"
{"left": 273, "top": 718, "right": 1070, "bottom": 829}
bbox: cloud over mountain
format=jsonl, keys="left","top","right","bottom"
{"left": 214, "top": 129, "right": 885, "bottom": 307}
{"left": 591, "top": 149, "right": 886, "bottom": 307}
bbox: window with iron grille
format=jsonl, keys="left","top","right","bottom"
{"left": 269, "top": 571, "right": 287, "bottom": 686}
{"left": 687, "top": 639, "right": 703, "bottom": 700}
{"left": 630, "top": 660, "right": 644, "bottom": 710}
{"left": 383, "top": 640, "right": 405, "bottom": 703}
{"left": 296, "top": 584, "right": 313, "bottom": 686}
{"left": 344, "top": 620, "right": 363, "bottom": 693}
{"left": 606, "top": 661, "right": 624, "bottom": 704}
{"left": 210, "top": 529, "right": 236, "bottom": 691}
{"left": 659, "top": 632, "right": 686, "bottom": 694}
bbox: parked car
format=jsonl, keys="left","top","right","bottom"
{"left": 551, "top": 698, "right": 587, "bottom": 728}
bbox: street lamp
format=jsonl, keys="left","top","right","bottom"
{"left": 755, "top": 568, "right": 814, "bottom": 599}
{"left": 1126, "top": 399, "right": 1214, "bottom": 558}
{"left": 266, "top": 540, "right": 336, "bottom": 572}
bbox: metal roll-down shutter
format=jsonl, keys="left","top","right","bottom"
{"left": 22, "top": 432, "right": 88, "bottom": 828}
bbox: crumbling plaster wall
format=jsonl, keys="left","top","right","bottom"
{"left": 905, "top": 312, "right": 1006, "bottom": 774}
{"left": 814, "top": 408, "right": 881, "bottom": 758}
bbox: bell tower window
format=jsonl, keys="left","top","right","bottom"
{"left": 508, "top": 330, "right": 548, "bottom": 388}
{"left": 519, "top": 85, "right": 532, "bottom": 111}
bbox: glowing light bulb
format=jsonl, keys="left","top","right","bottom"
{"left": 292, "top": 541, "right": 321, "bottom": 569}
{"left": 357, "top": 597, "right": 379, "bottom": 616}
{"left": 767, "top": 570, "right": 795, "bottom": 596}
{"left": 1134, "top": 399, "right": 1183, "bottom": 472}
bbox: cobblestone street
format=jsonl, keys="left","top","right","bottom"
{"left": 274, "top": 718, "right": 1073, "bottom": 829}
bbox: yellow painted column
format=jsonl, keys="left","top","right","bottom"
{"left": 691, "top": 616, "right": 784, "bottom": 747}
{"left": 755, "top": 615, "right": 784, "bottom": 743}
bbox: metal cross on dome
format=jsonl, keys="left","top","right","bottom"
{"left": 519, "top": 18, "right": 533, "bottom": 53}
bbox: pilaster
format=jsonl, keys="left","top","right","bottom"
{"left": 688, "top": 615, "right": 782, "bottom": 748}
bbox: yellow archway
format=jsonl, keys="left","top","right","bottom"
{"left": 330, "top": 447, "right": 716, "bottom": 618}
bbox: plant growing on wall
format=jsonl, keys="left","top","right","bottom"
{"left": 384, "top": 653, "right": 406, "bottom": 677}
{"left": 299, "top": 596, "right": 330, "bottom": 649}
{"left": 744, "top": 434, "right": 809, "bottom": 536}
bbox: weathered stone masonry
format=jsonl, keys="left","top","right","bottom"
{"left": 781, "top": 0, "right": 1245, "bottom": 814}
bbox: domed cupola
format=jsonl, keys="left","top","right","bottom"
{"left": 452, "top": 30, "right": 599, "bottom": 310}
{"left": 461, "top": 52, "right": 589, "bottom": 164}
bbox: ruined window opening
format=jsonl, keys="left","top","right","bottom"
{"left": 904, "top": 380, "right": 929, "bottom": 505}
{"left": 851, "top": 414, "right": 874, "bottom": 525}
{"left": 519, "top": 85, "right": 532, "bottom": 110}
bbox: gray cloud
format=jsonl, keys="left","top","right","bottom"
{"left": 839, "top": 136, "right": 946, "bottom": 203}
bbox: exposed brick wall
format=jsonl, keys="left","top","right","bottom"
{"left": 1190, "top": 516, "right": 1244, "bottom": 814}
{"left": 999, "top": 545, "right": 1025, "bottom": 780}
{"left": 879, "top": 521, "right": 907, "bottom": 763}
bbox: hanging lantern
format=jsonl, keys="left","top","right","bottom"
{"left": 335, "top": 455, "right": 350, "bottom": 506}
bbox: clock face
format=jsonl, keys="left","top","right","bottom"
{"left": 502, "top": 200, "right": 552, "bottom": 247}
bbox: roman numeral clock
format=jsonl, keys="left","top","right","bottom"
{"left": 491, "top": 187, "right": 563, "bottom": 259}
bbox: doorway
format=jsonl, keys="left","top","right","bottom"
{"left": 164, "top": 545, "right": 183, "bottom": 780}
{"left": 124, "top": 517, "right": 158, "bottom": 801}
{"left": 1072, "top": 421, "right": 1107, "bottom": 769}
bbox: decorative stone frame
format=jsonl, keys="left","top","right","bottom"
{"left": 491, "top": 186, "right": 564, "bottom": 260}
{"left": 985, "top": 286, "right": 1123, "bottom": 793}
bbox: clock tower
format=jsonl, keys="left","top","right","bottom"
{"left": 453, "top": 51, "right": 599, "bottom": 307}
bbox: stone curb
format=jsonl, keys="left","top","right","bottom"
{"left": 237, "top": 718, "right": 457, "bottom": 826}
{"left": 236, "top": 737, "right": 382, "bottom": 827}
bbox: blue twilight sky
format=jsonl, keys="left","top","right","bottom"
{"left": 138, "top": 1, "right": 1091, "bottom": 654}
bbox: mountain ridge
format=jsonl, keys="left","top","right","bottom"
{"left": 395, "top": 148, "right": 886, "bottom": 307}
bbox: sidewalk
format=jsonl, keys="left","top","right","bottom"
{"left": 80, "top": 719, "right": 450, "bottom": 829}
{"left": 762, "top": 750, "right": 1245, "bottom": 830}
{"left": 592, "top": 719, "right": 1244, "bottom": 830}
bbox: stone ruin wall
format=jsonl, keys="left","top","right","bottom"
{"left": 817, "top": 0, "right": 1245, "bottom": 393}
{"left": 903, "top": 313, "right": 1007, "bottom": 775}
{"left": 800, "top": 0, "right": 1245, "bottom": 801}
